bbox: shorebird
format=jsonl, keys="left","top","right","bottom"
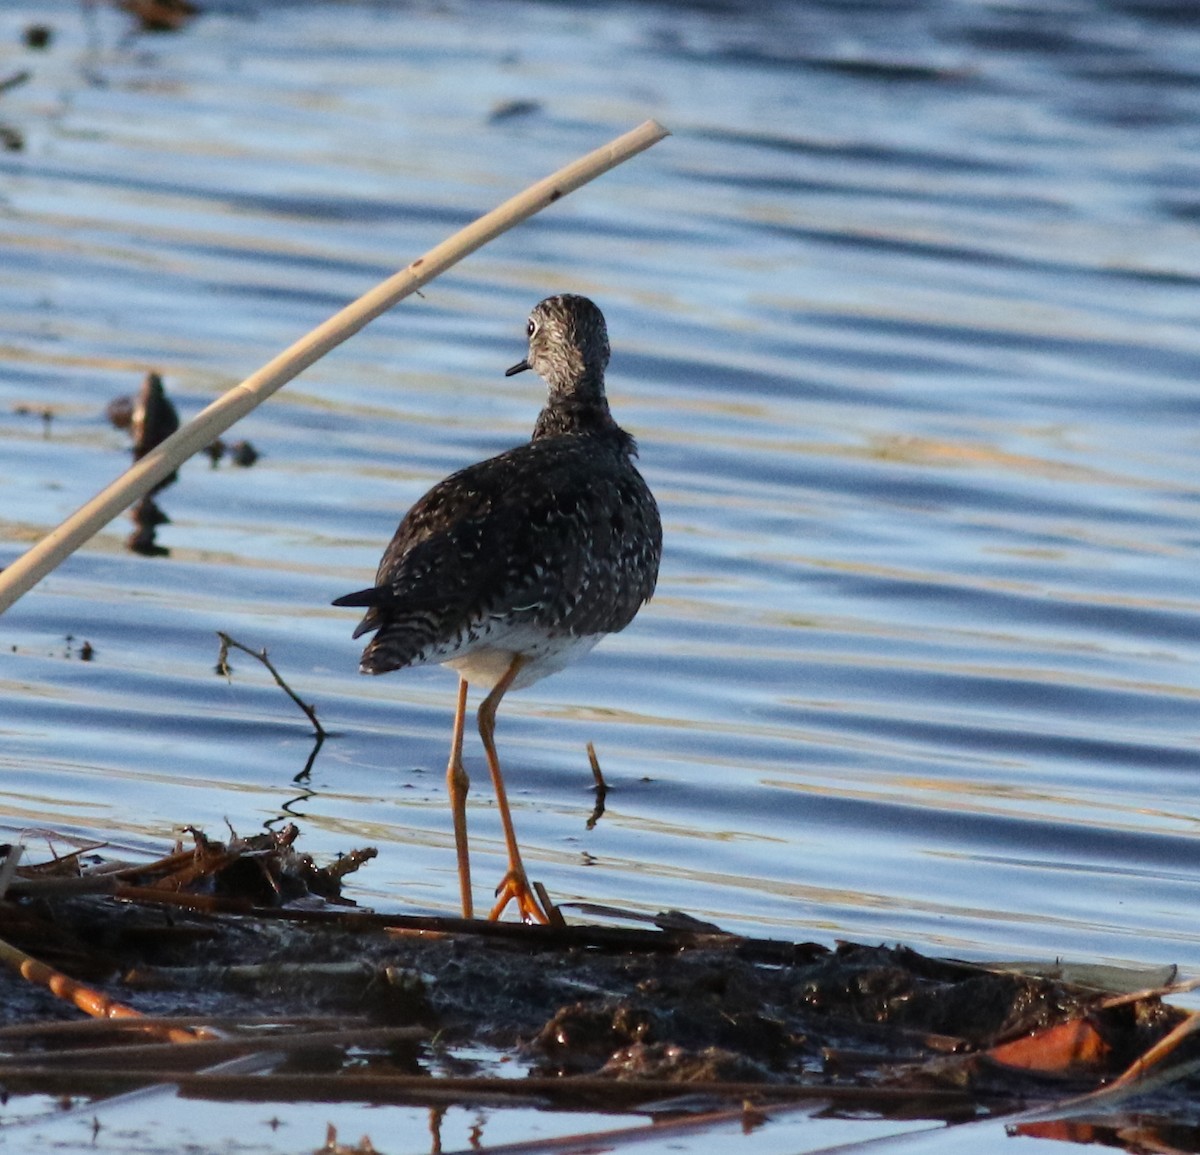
{"left": 334, "top": 295, "right": 661, "bottom": 923}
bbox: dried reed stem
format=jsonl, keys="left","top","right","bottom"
{"left": 0, "top": 1025, "right": 427, "bottom": 1070}
{"left": 0, "top": 1066, "right": 976, "bottom": 1110}
{"left": 0, "top": 935, "right": 214, "bottom": 1043}
{"left": 1107, "top": 1009, "right": 1200, "bottom": 1090}
{"left": 0, "top": 119, "right": 669, "bottom": 614}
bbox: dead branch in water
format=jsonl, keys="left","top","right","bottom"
{"left": 216, "top": 631, "right": 327, "bottom": 741}
{"left": 585, "top": 741, "right": 607, "bottom": 830}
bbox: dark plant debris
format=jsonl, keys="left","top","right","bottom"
{"left": 229, "top": 438, "right": 259, "bottom": 466}
{"left": 62, "top": 634, "right": 95, "bottom": 661}
{"left": 107, "top": 373, "right": 262, "bottom": 551}
{"left": 489, "top": 98, "right": 542, "bottom": 124}
{"left": 2, "top": 826, "right": 1200, "bottom": 1140}
{"left": 119, "top": 0, "right": 200, "bottom": 34}
{"left": 0, "top": 70, "right": 30, "bottom": 96}
{"left": 129, "top": 371, "right": 180, "bottom": 479}
{"left": 13, "top": 403, "right": 54, "bottom": 435}
{"left": 108, "top": 371, "right": 180, "bottom": 554}
{"left": 202, "top": 437, "right": 260, "bottom": 468}
{"left": 23, "top": 25, "right": 53, "bottom": 50}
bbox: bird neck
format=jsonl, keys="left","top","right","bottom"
{"left": 532, "top": 395, "right": 635, "bottom": 453}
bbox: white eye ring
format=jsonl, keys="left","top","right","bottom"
{"left": 526, "top": 318, "right": 536, "bottom": 338}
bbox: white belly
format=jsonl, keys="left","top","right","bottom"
{"left": 443, "top": 630, "right": 602, "bottom": 692}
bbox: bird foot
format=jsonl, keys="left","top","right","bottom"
{"left": 488, "top": 869, "right": 553, "bottom": 924}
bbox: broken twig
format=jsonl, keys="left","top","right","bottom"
{"left": 586, "top": 741, "right": 607, "bottom": 829}
{"left": 1108, "top": 1009, "right": 1200, "bottom": 1091}
{"left": 217, "top": 631, "right": 326, "bottom": 740}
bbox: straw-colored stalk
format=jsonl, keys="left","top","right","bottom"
{"left": 0, "top": 934, "right": 214, "bottom": 1043}
{"left": 0, "top": 119, "right": 669, "bottom": 614}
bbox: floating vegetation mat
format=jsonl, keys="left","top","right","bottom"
{"left": 2, "top": 827, "right": 1200, "bottom": 1152}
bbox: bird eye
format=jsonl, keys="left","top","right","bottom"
{"left": 526, "top": 319, "right": 536, "bottom": 338}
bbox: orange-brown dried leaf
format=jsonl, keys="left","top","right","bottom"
{"left": 1013, "top": 1120, "right": 1101, "bottom": 1143}
{"left": 985, "top": 1017, "right": 1109, "bottom": 1076}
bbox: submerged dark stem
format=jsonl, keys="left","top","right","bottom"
{"left": 586, "top": 741, "right": 607, "bottom": 830}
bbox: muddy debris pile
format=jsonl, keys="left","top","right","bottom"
{"left": 0, "top": 826, "right": 1198, "bottom": 1125}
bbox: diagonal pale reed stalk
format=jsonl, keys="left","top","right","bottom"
{"left": 0, "top": 934, "right": 215, "bottom": 1043}
{"left": 0, "top": 119, "right": 669, "bottom": 614}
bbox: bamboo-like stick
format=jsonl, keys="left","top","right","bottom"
{"left": 0, "top": 934, "right": 215, "bottom": 1043}
{"left": 0, "top": 119, "right": 669, "bottom": 614}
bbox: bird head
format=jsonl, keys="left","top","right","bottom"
{"left": 506, "top": 294, "right": 610, "bottom": 404}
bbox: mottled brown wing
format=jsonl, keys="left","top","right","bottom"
{"left": 337, "top": 434, "right": 659, "bottom": 673}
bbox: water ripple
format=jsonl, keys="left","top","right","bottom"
{"left": 2, "top": 0, "right": 1200, "bottom": 972}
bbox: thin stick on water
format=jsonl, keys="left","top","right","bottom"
{"left": 216, "top": 631, "right": 326, "bottom": 740}
{"left": 0, "top": 120, "right": 670, "bottom": 615}
{"left": 586, "top": 741, "right": 608, "bottom": 830}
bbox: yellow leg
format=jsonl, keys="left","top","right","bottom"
{"left": 477, "top": 655, "right": 550, "bottom": 924}
{"left": 446, "top": 676, "right": 473, "bottom": 919}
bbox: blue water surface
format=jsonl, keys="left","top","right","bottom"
{"left": 2, "top": 0, "right": 1200, "bottom": 977}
